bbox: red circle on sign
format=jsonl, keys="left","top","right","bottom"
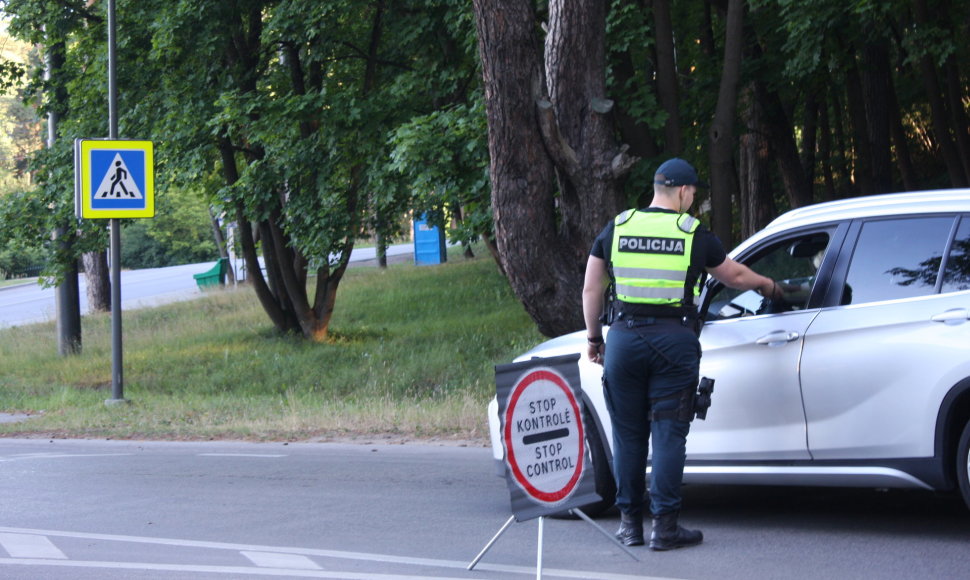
{"left": 503, "top": 368, "right": 585, "bottom": 503}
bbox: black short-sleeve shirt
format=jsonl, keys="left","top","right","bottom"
{"left": 590, "top": 208, "right": 727, "bottom": 317}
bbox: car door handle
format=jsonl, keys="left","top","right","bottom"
{"left": 931, "top": 308, "right": 970, "bottom": 325}
{"left": 755, "top": 331, "right": 800, "bottom": 346}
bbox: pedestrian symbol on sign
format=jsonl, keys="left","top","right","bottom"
{"left": 96, "top": 154, "right": 142, "bottom": 199}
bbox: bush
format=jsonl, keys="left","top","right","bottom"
{"left": 120, "top": 187, "right": 219, "bottom": 269}
{"left": 0, "top": 240, "right": 45, "bottom": 279}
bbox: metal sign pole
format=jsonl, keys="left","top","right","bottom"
{"left": 106, "top": 0, "right": 125, "bottom": 405}
{"left": 108, "top": 217, "right": 123, "bottom": 402}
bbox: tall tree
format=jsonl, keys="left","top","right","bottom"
{"left": 909, "top": 0, "right": 968, "bottom": 187}
{"left": 652, "top": 0, "right": 681, "bottom": 156}
{"left": 141, "top": 0, "right": 487, "bottom": 340}
{"left": 707, "top": 0, "right": 745, "bottom": 247}
{"left": 473, "top": 0, "right": 636, "bottom": 337}
{"left": 2, "top": 0, "right": 110, "bottom": 319}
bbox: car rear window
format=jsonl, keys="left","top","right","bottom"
{"left": 843, "top": 216, "right": 955, "bottom": 304}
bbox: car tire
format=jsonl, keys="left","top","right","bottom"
{"left": 958, "top": 420, "right": 970, "bottom": 511}
{"left": 552, "top": 404, "right": 617, "bottom": 518}
{"left": 582, "top": 404, "right": 618, "bottom": 516}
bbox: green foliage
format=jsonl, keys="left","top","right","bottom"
{"left": 120, "top": 186, "right": 218, "bottom": 269}
{"left": 388, "top": 99, "right": 490, "bottom": 244}
{"left": 0, "top": 237, "right": 44, "bottom": 278}
{"left": 605, "top": 0, "right": 664, "bottom": 129}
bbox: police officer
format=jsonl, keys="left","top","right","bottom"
{"left": 582, "top": 158, "right": 780, "bottom": 550}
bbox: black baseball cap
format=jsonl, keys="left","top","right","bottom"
{"left": 654, "top": 158, "right": 709, "bottom": 188}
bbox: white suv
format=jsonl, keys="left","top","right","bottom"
{"left": 488, "top": 188, "right": 970, "bottom": 513}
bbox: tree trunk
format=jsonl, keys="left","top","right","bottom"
{"left": 612, "top": 49, "right": 658, "bottom": 182}
{"left": 757, "top": 80, "right": 813, "bottom": 208}
{"left": 375, "top": 220, "right": 388, "bottom": 269}
{"left": 801, "top": 92, "right": 819, "bottom": 197}
{"left": 861, "top": 41, "right": 894, "bottom": 193}
{"left": 887, "top": 72, "right": 918, "bottom": 191}
{"left": 653, "top": 0, "right": 682, "bottom": 155}
{"left": 829, "top": 90, "right": 854, "bottom": 197}
{"left": 708, "top": 0, "right": 744, "bottom": 248}
{"left": 944, "top": 56, "right": 970, "bottom": 183}
{"left": 818, "top": 90, "right": 837, "bottom": 201}
{"left": 543, "top": 0, "right": 630, "bottom": 242}
{"left": 208, "top": 206, "right": 235, "bottom": 284}
{"left": 217, "top": 133, "right": 299, "bottom": 335}
{"left": 47, "top": 38, "right": 81, "bottom": 355}
{"left": 473, "top": 0, "right": 568, "bottom": 337}
{"left": 843, "top": 54, "right": 876, "bottom": 195}
{"left": 739, "top": 84, "right": 776, "bottom": 239}
{"left": 912, "top": 0, "right": 968, "bottom": 187}
{"left": 83, "top": 250, "right": 110, "bottom": 313}
{"left": 473, "top": 0, "right": 632, "bottom": 337}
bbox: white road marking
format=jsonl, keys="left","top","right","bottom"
{"left": 197, "top": 453, "right": 288, "bottom": 458}
{"left": 242, "top": 551, "right": 322, "bottom": 570}
{"left": 0, "top": 526, "right": 675, "bottom": 580}
{"left": 0, "top": 558, "right": 473, "bottom": 579}
{"left": 0, "top": 533, "right": 68, "bottom": 559}
{"left": 0, "top": 453, "right": 133, "bottom": 463}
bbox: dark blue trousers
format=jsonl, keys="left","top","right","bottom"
{"left": 603, "top": 320, "right": 700, "bottom": 517}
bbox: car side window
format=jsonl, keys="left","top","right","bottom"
{"left": 842, "top": 217, "right": 954, "bottom": 304}
{"left": 707, "top": 232, "right": 830, "bottom": 320}
{"left": 942, "top": 217, "right": 970, "bottom": 293}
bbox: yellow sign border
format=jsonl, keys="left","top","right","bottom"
{"left": 76, "top": 139, "right": 155, "bottom": 219}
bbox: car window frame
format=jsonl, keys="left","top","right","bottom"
{"left": 700, "top": 222, "right": 848, "bottom": 320}
{"left": 940, "top": 215, "right": 970, "bottom": 294}
{"left": 825, "top": 213, "right": 964, "bottom": 307}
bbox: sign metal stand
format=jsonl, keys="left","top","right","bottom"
{"left": 469, "top": 354, "right": 638, "bottom": 577}
{"left": 467, "top": 508, "right": 639, "bottom": 577}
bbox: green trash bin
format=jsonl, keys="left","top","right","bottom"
{"left": 193, "top": 258, "right": 228, "bottom": 289}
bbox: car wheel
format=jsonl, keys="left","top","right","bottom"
{"left": 582, "top": 404, "right": 617, "bottom": 516}
{"left": 958, "top": 420, "right": 970, "bottom": 511}
{"left": 553, "top": 404, "right": 617, "bottom": 518}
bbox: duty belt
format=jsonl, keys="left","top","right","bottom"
{"left": 620, "top": 316, "right": 688, "bottom": 329}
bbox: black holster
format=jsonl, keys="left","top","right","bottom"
{"left": 648, "top": 377, "right": 715, "bottom": 422}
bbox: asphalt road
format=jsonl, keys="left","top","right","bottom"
{"left": 1, "top": 438, "right": 969, "bottom": 580}
{"left": 0, "top": 245, "right": 414, "bottom": 329}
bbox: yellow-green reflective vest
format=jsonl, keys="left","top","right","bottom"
{"left": 610, "top": 210, "right": 699, "bottom": 305}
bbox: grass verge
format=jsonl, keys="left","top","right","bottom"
{"left": 0, "top": 253, "right": 544, "bottom": 444}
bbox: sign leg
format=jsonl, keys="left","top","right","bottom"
{"left": 467, "top": 515, "right": 515, "bottom": 571}
{"left": 536, "top": 516, "right": 544, "bottom": 580}
{"left": 570, "top": 508, "right": 640, "bottom": 561}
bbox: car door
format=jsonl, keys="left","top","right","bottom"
{"left": 800, "top": 215, "right": 970, "bottom": 460}
{"left": 689, "top": 227, "right": 841, "bottom": 461}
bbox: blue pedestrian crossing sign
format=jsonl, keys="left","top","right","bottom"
{"left": 75, "top": 139, "right": 155, "bottom": 219}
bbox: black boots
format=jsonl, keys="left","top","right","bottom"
{"left": 649, "top": 511, "right": 703, "bottom": 551}
{"left": 617, "top": 511, "right": 703, "bottom": 550}
{"left": 614, "top": 512, "right": 644, "bottom": 546}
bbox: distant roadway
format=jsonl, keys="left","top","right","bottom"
{"left": 0, "top": 244, "right": 412, "bottom": 329}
